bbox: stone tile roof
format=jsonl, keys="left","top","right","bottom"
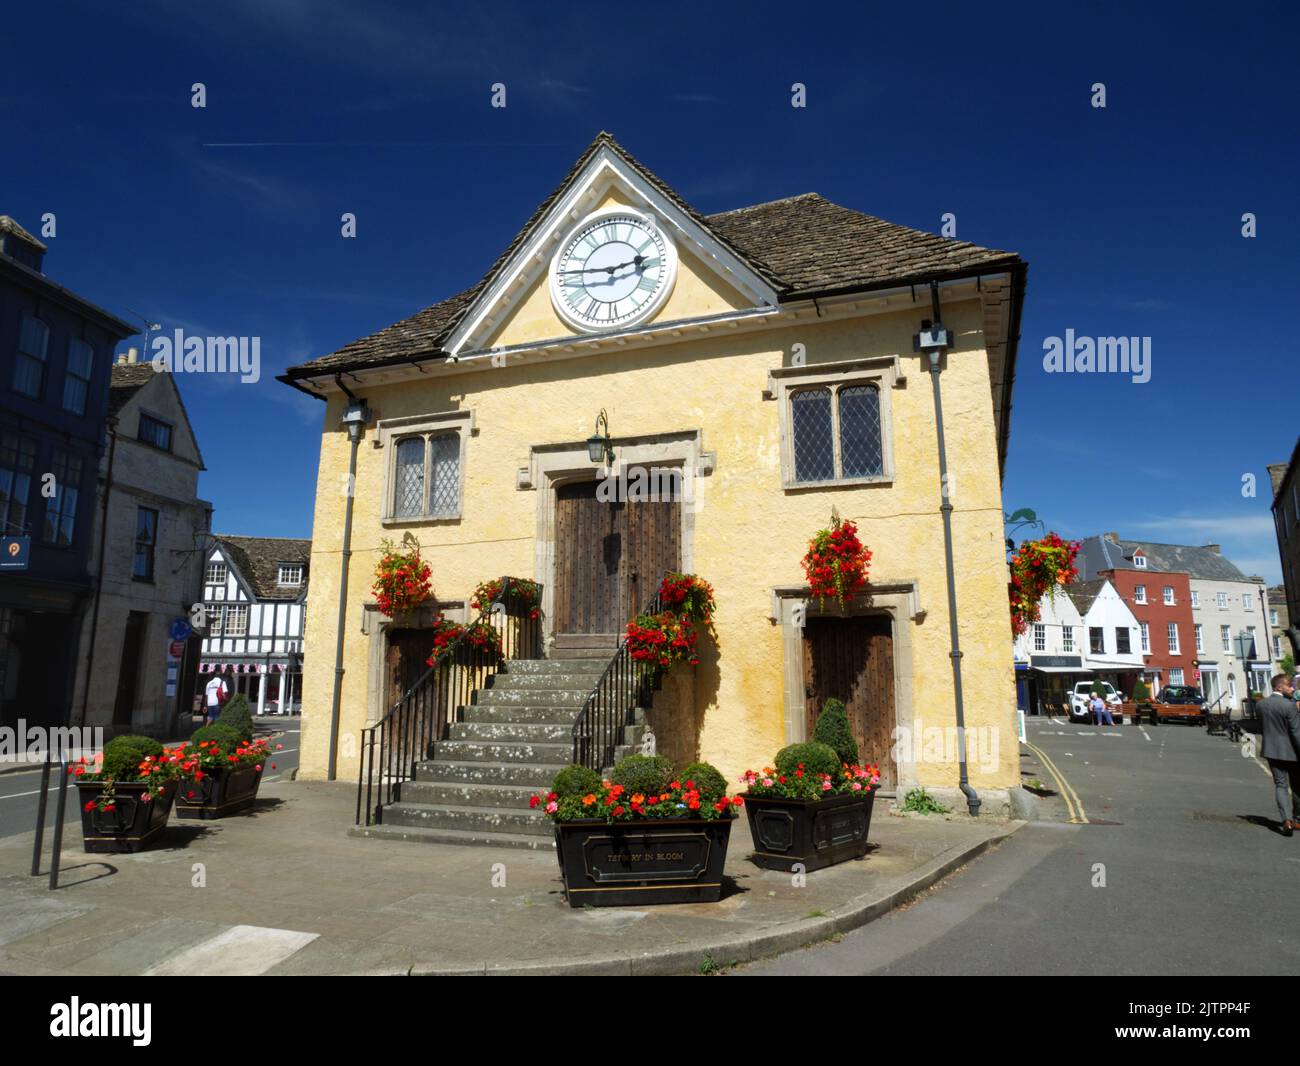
{"left": 0, "top": 215, "right": 47, "bottom": 251}
{"left": 284, "top": 132, "right": 1022, "bottom": 379}
{"left": 1078, "top": 535, "right": 1251, "bottom": 583}
{"left": 1065, "top": 578, "right": 1109, "bottom": 617}
{"left": 216, "top": 535, "right": 311, "bottom": 601}
{"left": 108, "top": 362, "right": 156, "bottom": 417}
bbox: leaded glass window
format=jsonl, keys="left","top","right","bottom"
{"left": 791, "top": 388, "right": 834, "bottom": 482}
{"left": 839, "top": 385, "right": 882, "bottom": 477}
{"left": 394, "top": 437, "right": 425, "bottom": 518}
{"left": 428, "top": 434, "right": 459, "bottom": 516}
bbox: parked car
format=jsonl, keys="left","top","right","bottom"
{"left": 1069, "top": 681, "right": 1122, "bottom": 722}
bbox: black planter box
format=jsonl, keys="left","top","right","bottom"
{"left": 743, "top": 789, "right": 876, "bottom": 872}
{"left": 175, "top": 765, "right": 264, "bottom": 820}
{"left": 554, "top": 815, "right": 734, "bottom": 907}
{"left": 76, "top": 780, "right": 178, "bottom": 854}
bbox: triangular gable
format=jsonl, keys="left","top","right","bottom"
{"left": 208, "top": 542, "right": 259, "bottom": 604}
{"left": 444, "top": 133, "right": 782, "bottom": 357}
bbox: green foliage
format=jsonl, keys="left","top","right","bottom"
{"left": 551, "top": 764, "right": 603, "bottom": 798}
{"left": 215, "top": 693, "right": 254, "bottom": 741}
{"left": 100, "top": 734, "right": 164, "bottom": 781}
{"left": 901, "top": 787, "right": 949, "bottom": 815}
{"left": 774, "top": 741, "right": 840, "bottom": 779}
{"left": 1133, "top": 679, "right": 1151, "bottom": 704}
{"left": 610, "top": 754, "right": 674, "bottom": 796}
{"left": 678, "top": 762, "right": 727, "bottom": 802}
{"left": 1089, "top": 679, "right": 1107, "bottom": 697}
{"left": 190, "top": 722, "right": 242, "bottom": 752}
{"left": 1282, "top": 654, "right": 1296, "bottom": 677}
{"left": 812, "top": 698, "right": 859, "bottom": 766}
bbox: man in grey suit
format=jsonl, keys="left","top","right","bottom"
{"left": 1259, "top": 673, "right": 1300, "bottom": 836}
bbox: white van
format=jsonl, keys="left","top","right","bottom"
{"left": 1068, "top": 681, "right": 1122, "bottom": 722}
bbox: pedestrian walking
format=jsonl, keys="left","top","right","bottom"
{"left": 1258, "top": 673, "right": 1300, "bottom": 836}
{"left": 204, "top": 670, "right": 230, "bottom": 726}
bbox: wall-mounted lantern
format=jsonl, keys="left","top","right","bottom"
{"left": 586, "top": 409, "right": 614, "bottom": 465}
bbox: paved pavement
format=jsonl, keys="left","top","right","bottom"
{"left": 740, "top": 716, "right": 1298, "bottom": 975}
{"left": 0, "top": 772, "right": 1016, "bottom": 976}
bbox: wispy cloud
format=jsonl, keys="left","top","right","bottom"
{"left": 1128, "top": 514, "right": 1275, "bottom": 537}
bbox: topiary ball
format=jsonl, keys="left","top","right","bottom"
{"left": 812, "top": 698, "right": 859, "bottom": 766}
{"left": 189, "top": 722, "right": 243, "bottom": 753}
{"left": 551, "top": 764, "right": 602, "bottom": 798}
{"left": 610, "top": 754, "right": 674, "bottom": 796}
{"left": 678, "top": 762, "right": 727, "bottom": 801}
{"left": 774, "top": 741, "right": 840, "bottom": 779}
{"left": 100, "top": 735, "right": 162, "bottom": 781}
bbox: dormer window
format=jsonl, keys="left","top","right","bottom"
{"left": 205, "top": 562, "right": 227, "bottom": 586}
{"left": 278, "top": 564, "right": 304, "bottom": 586}
{"left": 1133, "top": 552, "right": 1147, "bottom": 569}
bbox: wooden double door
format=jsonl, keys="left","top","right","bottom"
{"left": 803, "top": 614, "right": 898, "bottom": 789}
{"left": 553, "top": 478, "right": 681, "bottom": 642}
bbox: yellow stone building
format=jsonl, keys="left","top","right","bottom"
{"left": 282, "top": 133, "right": 1028, "bottom": 825}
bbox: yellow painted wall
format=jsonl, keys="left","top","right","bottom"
{"left": 298, "top": 283, "right": 1019, "bottom": 796}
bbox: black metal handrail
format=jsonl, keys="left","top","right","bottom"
{"left": 355, "top": 578, "right": 543, "bottom": 826}
{"left": 571, "top": 572, "right": 669, "bottom": 773}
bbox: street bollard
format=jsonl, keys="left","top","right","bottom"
{"left": 30, "top": 757, "right": 52, "bottom": 876}
{"left": 49, "top": 760, "right": 69, "bottom": 890}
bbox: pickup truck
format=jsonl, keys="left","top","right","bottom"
{"left": 1123, "top": 685, "right": 1206, "bottom": 726}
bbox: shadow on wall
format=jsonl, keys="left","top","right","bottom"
{"left": 644, "top": 628, "right": 720, "bottom": 769}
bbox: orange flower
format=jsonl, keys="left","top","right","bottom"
{"left": 582, "top": 793, "right": 596, "bottom": 806}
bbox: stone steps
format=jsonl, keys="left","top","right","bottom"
{"left": 362, "top": 654, "right": 629, "bottom": 850}
{"left": 382, "top": 801, "right": 552, "bottom": 836}
{"left": 348, "top": 823, "right": 554, "bottom": 851}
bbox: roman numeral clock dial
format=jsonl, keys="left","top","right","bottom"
{"left": 549, "top": 210, "right": 678, "bottom": 332}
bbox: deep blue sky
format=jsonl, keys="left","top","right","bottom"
{"left": 4, "top": 2, "right": 1295, "bottom": 580}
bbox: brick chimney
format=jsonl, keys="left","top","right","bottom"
{"left": 1103, "top": 531, "right": 1120, "bottom": 543}
{"left": 115, "top": 347, "right": 140, "bottom": 366}
{"left": 0, "top": 216, "right": 47, "bottom": 272}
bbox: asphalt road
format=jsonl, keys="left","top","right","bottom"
{"left": 0, "top": 719, "right": 300, "bottom": 839}
{"left": 740, "top": 715, "right": 1299, "bottom": 975}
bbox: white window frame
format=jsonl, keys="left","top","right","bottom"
{"left": 1191, "top": 590, "right": 1199, "bottom": 608}
{"left": 1163, "top": 586, "right": 1175, "bottom": 606}
{"left": 1134, "top": 584, "right": 1147, "bottom": 605}
{"left": 1271, "top": 609, "right": 1279, "bottom": 626}
{"left": 1217, "top": 591, "right": 1228, "bottom": 609}
{"left": 1062, "top": 625, "right": 1074, "bottom": 653}
{"left": 1140, "top": 622, "right": 1150, "bottom": 653}
{"left": 1167, "top": 622, "right": 1180, "bottom": 655}
{"left": 223, "top": 604, "right": 248, "bottom": 637}
{"left": 374, "top": 409, "right": 473, "bottom": 524}
{"left": 1242, "top": 592, "right": 1253, "bottom": 611}
{"left": 1170, "top": 668, "right": 1184, "bottom": 686}
{"left": 204, "top": 562, "right": 227, "bottom": 586}
{"left": 277, "top": 564, "right": 304, "bottom": 586}
{"left": 765, "top": 356, "right": 900, "bottom": 490}
{"left": 1275, "top": 635, "right": 1283, "bottom": 659}
{"left": 1033, "top": 623, "right": 1046, "bottom": 652}
{"left": 1133, "top": 553, "right": 1147, "bottom": 568}
{"left": 1221, "top": 624, "right": 1231, "bottom": 652}
{"left": 1195, "top": 623, "right": 1203, "bottom": 653}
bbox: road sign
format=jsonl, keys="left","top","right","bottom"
{"left": 168, "top": 639, "right": 187, "bottom": 658}
{"left": 169, "top": 618, "right": 192, "bottom": 641}
{"left": 0, "top": 536, "right": 30, "bottom": 570}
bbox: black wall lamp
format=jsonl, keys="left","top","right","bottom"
{"left": 586, "top": 409, "right": 615, "bottom": 465}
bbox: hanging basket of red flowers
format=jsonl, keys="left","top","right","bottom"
{"left": 657, "top": 572, "right": 716, "bottom": 624}
{"left": 372, "top": 538, "right": 433, "bottom": 620}
{"left": 425, "top": 614, "right": 502, "bottom": 667}
{"left": 802, "top": 516, "right": 871, "bottom": 610}
{"left": 625, "top": 611, "right": 700, "bottom": 668}
{"left": 470, "top": 577, "right": 542, "bottom": 620}
{"left": 1008, "top": 532, "right": 1080, "bottom": 636}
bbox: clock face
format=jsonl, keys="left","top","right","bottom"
{"left": 550, "top": 211, "right": 676, "bottom": 331}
